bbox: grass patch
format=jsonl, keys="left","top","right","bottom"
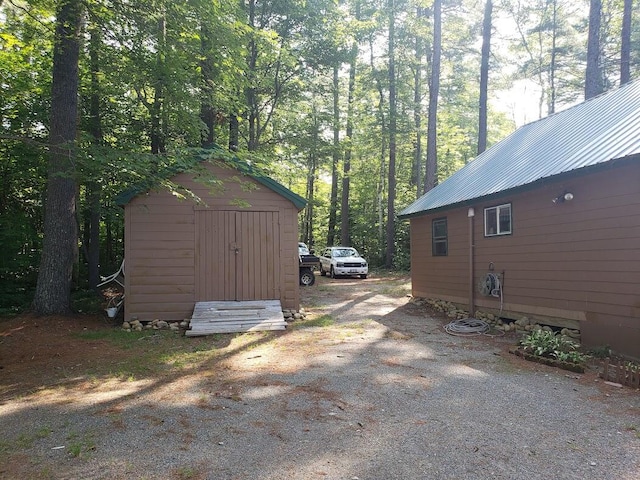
{"left": 290, "top": 314, "right": 335, "bottom": 329}
{"left": 75, "top": 329, "right": 169, "bottom": 349}
{"left": 0, "top": 425, "right": 53, "bottom": 453}
{"left": 625, "top": 425, "right": 640, "bottom": 439}
{"left": 379, "top": 282, "right": 411, "bottom": 297}
{"left": 66, "top": 432, "right": 96, "bottom": 458}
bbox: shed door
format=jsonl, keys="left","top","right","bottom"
{"left": 196, "top": 210, "right": 280, "bottom": 301}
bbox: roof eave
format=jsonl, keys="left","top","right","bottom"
{"left": 398, "top": 153, "right": 639, "bottom": 220}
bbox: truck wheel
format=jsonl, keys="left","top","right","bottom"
{"left": 330, "top": 266, "right": 336, "bottom": 279}
{"left": 360, "top": 274, "right": 367, "bottom": 279}
{"left": 300, "top": 268, "right": 315, "bottom": 286}
{"left": 319, "top": 265, "right": 326, "bottom": 276}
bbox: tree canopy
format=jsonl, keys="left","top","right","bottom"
{"left": 0, "top": 0, "right": 637, "bottom": 313}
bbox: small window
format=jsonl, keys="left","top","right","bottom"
{"left": 432, "top": 218, "right": 448, "bottom": 256}
{"left": 484, "top": 203, "right": 512, "bottom": 236}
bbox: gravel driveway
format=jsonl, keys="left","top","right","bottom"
{"left": 1, "top": 274, "right": 639, "bottom": 479}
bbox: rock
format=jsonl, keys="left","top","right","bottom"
{"left": 179, "top": 321, "right": 189, "bottom": 328}
{"left": 122, "top": 321, "right": 131, "bottom": 329}
{"left": 157, "top": 320, "right": 169, "bottom": 329}
{"left": 293, "top": 313, "right": 302, "bottom": 320}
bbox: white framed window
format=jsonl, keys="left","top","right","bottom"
{"left": 432, "top": 218, "right": 448, "bottom": 256}
{"left": 484, "top": 203, "right": 512, "bottom": 236}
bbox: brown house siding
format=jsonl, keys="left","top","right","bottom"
{"left": 124, "top": 162, "right": 300, "bottom": 322}
{"left": 409, "top": 162, "right": 640, "bottom": 358}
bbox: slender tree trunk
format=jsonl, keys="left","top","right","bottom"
{"left": 385, "top": 0, "right": 397, "bottom": 268}
{"left": 621, "top": 0, "right": 632, "bottom": 85}
{"left": 33, "top": 0, "right": 83, "bottom": 315}
{"left": 341, "top": 37, "right": 358, "bottom": 247}
{"left": 412, "top": 7, "right": 425, "bottom": 197}
{"left": 478, "top": 0, "right": 492, "bottom": 155}
{"left": 370, "top": 37, "right": 387, "bottom": 258}
{"left": 87, "top": 24, "right": 102, "bottom": 291}
{"left": 327, "top": 65, "right": 340, "bottom": 247}
{"left": 549, "top": 0, "right": 557, "bottom": 114}
{"left": 200, "top": 25, "right": 215, "bottom": 147}
{"left": 304, "top": 110, "right": 319, "bottom": 246}
{"left": 246, "top": 0, "right": 258, "bottom": 151}
{"left": 229, "top": 114, "right": 239, "bottom": 151}
{"left": 151, "top": 14, "right": 167, "bottom": 154}
{"left": 585, "top": 0, "right": 603, "bottom": 99}
{"left": 425, "top": 0, "right": 441, "bottom": 193}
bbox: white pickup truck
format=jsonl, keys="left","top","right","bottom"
{"left": 319, "top": 246, "right": 368, "bottom": 279}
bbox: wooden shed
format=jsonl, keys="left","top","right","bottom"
{"left": 116, "top": 148, "right": 306, "bottom": 323}
{"left": 399, "top": 82, "right": 640, "bottom": 359}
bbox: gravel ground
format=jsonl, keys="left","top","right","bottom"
{"left": 1, "top": 274, "right": 639, "bottom": 479}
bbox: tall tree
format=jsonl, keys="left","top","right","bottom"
{"left": 327, "top": 65, "right": 340, "bottom": 247}
{"left": 412, "top": 6, "right": 427, "bottom": 198}
{"left": 32, "top": 0, "right": 83, "bottom": 314}
{"left": 620, "top": 0, "right": 632, "bottom": 84}
{"left": 85, "top": 21, "right": 103, "bottom": 290}
{"left": 478, "top": 0, "right": 492, "bottom": 155}
{"left": 340, "top": 7, "right": 360, "bottom": 248}
{"left": 585, "top": 0, "right": 603, "bottom": 99}
{"left": 425, "top": 0, "right": 441, "bottom": 192}
{"left": 385, "top": 0, "right": 397, "bottom": 267}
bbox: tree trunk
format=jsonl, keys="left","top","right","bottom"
{"left": 32, "top": 0, "right": 83, "bottom": 315}
{"left": 327, "top": 65, "right": 340, "bottom": 247}
{"left": 477, "top": 0, "right": 492, "bottom": 155}
{"left": 87, "top": 24, "right": 102, "bottom": 291}
{"left": 620, "top": 0, "right": 632, "bottom": 85}
{"left": 246, "top": 0, "right": 259, "bottom": 151}
{"left": 229, "top": 113, "right": 239, "bottom": 151}
{"left": 425, "top": 0, "right": 441, "bottom": 193}
{"left": 303, "top": 110, "right": 319, "bottom": 247}
{"left": 200, "top": 25, "right": 215, "bottom": 147}
{"left": 385, "top": 0, "right": 397, "bottom": 268}
{"left": 341, "top": 37, "right": 358, "bottom": 247}
{"left": 548, "top": 0, "right": 557, "bottom": 115}
{"left": 585, "top": 0, "right": 603, "bottom": 99}
{"left": 412, "top": 7, "right": 425, "bottom": 197}
{"left": 151, "top": 14, "right": 167, "bottom": 154}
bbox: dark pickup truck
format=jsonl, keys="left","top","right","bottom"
{"left": 299, "top": 242, "right": 319, "bottom": 286}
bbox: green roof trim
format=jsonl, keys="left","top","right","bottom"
{"left": 115, "top": 145, "right": 307, "bottom": 210}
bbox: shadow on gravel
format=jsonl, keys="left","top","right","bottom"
{"left": 1, "top": 274, "right": 639, "bottom": 480}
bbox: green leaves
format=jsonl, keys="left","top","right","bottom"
{"left": 520, "top": 329, "right": 589, "bottom": 365}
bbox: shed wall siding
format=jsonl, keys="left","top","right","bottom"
{"left": 124, "top": 162, "right": 300, "bottom": 322}
{"left": 409, "top": 162, "right": 640, "bottom": 357}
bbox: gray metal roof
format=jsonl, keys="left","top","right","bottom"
{"left": 399, "top": 80, "right": 640, "bottom": 218}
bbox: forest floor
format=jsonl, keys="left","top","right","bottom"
{"left": 1, "top": 273, "right": 639, "bottom": 480}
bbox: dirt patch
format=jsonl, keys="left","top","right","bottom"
{"left": 0, "top": 314, "right": 131, "bottom": 399}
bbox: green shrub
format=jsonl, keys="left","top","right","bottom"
{"left": 520, "top": 330, "right": 589, "bottom": 365}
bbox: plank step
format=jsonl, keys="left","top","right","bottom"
{"left": 188, "top": 300, "right": 286, "bottom": 335}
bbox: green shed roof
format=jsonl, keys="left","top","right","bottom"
{"left": 115, "top": 146, "right": 306, "bottom": 210}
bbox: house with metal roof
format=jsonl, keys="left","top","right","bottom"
{"left": 399, "top": 81, "right": 640, "bottom": 359}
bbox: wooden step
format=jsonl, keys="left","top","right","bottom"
{"left": 186, "top": 300, "right": 287, "bottom": 336}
